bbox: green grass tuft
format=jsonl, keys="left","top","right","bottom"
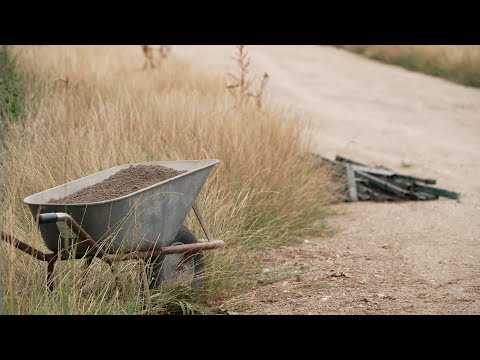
{"left": 338, "top": 45, "right": 480, "bottom": 88}
{"left": 0, "top": 45, "right": 25, "bottom": 132}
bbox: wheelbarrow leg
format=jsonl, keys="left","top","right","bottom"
{"left": 192, "top": 202, "right": 214, "bottom": 242}
{"left": 47, "top": 255, "right": 58, "bottom": 291}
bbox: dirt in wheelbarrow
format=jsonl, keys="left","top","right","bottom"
{"left": 50, "top": 165, "right": 186, "bottom": 204}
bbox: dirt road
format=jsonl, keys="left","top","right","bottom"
{"left": 175, "top": 45, "right": 480, "bottom": 314}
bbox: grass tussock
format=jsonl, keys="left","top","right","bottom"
{"left": 339, "top": 45, "right": 480, "bottom": 88}
{"left": 0, "top": 45, "right": 330, "bottom": 314}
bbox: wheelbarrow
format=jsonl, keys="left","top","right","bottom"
{"left": 0, "top": 159, "right": 225, "bottom": 300}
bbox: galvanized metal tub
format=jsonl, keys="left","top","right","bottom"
{"left": 24, "top": 160, "right": 219, "bottom": 254}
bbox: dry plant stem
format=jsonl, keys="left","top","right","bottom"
{"left": 226, "top": 45, "right": 269, "bottom": 108}
{"left": 141, "top": 45, "right": 154, "bottom": 69}
{"left": 248, "top": 72, "right": 269, "bottom": 108}
{"left": 54, "top": 77, "right": 70, "bottom": 90}
{"left": 226, "top": 45, "right": 250, "bottom": 96}
{"left": 141, "top": 45, "right": 172, "bottom": 69}
{"left": 159, "top": 45, "right": 172, "bottom": 58}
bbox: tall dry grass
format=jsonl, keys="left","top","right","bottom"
{"left": 0, "top": 45, "right": 330, "bottom": 314}
{"left": 340, "top": 45, "right": 480, "bottom": 88}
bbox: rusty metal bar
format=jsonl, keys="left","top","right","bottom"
{"left": 192, "top": 203, "right": 214, "bottom": 242}
{"left": 159, "top": 239, "right": 224, "bottom": 255}
{"left": 104, "top": 240, "right": 224, "bottom": 262}
{"left": 59, "top": 253, "right": 94, "bottom": 261}
{"left": 1, "top": 231, "right": 55, "bottom": 262}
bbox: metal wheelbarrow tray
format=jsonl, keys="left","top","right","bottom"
{"left": 1, "top": 159, "right": 225, "bottom": 298}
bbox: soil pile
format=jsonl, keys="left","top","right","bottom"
{"left": 50, "top": 165, "right": 186, "bottom": 204}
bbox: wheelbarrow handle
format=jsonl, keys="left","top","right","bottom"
{"left": 37, "top": 212, "right": 70, "bottom": 224}
{"left": 36, "top": 212, "right": 113, "bottom": 264}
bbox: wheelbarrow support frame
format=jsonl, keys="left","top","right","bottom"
{"left": 1, "top": 202, "right": 224, "bottom": 299}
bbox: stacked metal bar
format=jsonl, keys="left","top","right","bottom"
{"left": 318, "top": 155, "right": 460, "bottom": 203}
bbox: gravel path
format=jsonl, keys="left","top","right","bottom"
{"left": 175, "top": 45, "right": 480, "bottom": 314}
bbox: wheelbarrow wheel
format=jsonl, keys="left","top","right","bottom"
{"left": 148, "top": 225, "right": 205, "bottom": 291}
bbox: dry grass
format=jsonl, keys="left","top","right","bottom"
{"left": 340, "top": 45, "right": 480, "bottom": 88}
{"left": 0, "top": 45, "right": 330, "bottom": 314}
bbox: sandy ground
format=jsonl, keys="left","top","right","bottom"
{"left": 175, "top": 45, "right": 480, "bottom": 314}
